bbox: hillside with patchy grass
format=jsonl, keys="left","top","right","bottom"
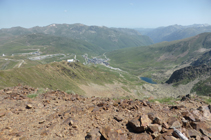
{"left": 0, "top": 61, "right": 147, "bottom": 98}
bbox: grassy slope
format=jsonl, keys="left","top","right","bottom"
{"left": 0, "top": 34, "right": 103, "bottom": 55}
{"left": 0, "top": 61, "right": 143, "bottom": 96}
{"left": 107, "top": 33, "right": 211, "bottom": 78}
{"left": 191, "top": 76, "right": 211, "bottom": 96}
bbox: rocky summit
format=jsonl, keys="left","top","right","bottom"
{"left": 0, "top": 86, "right": 211, "bottom": 140}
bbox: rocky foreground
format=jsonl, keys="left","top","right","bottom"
{"left": 0, "top": 86, "right": 211, "bottom": 140}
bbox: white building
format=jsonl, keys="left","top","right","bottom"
{"left": 67, "top": 59, "right": 74, "bottom": 63}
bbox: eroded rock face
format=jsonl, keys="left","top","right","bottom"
{"left": 0, "top": 86, "right": 211, "bottom": 140}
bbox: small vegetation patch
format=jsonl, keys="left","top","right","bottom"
{"left": 149, "top": 97, "right": 179, "bottom": 105}
{"left": 27, "top": 94, "right": 37, "bottom": 98}
{"left": 205, "top": 98, "right": 211, "bottom": 104}
{"left": 121, "top": 86, "right": 130, "bottom": 92}
{"left": 65, "top": 90, "right": 75, "bottom": 95}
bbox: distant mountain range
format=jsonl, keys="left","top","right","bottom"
{"left": 0, "top": 24, "right": 153, "bottom": 55}
{"left": 135, "top": 24, "right": 211, "bottom": 43}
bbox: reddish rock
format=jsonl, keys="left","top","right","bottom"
{"left": 153, "top": 117, "right": 162, "bottom": 125}
{"left": 85, "top": 128, "right": 101, "bottom": 140}
{"left": 148, "top": 124, "right": 162, "bottom": 133}
{"left": 201, "top": 136, "right": 210, "bottom": 140}
{"left": 162, "top": 121, "right": 169, "bottom": 129}
{"left": 87, "top": 106, "right": 95, "bottom": 112}
{"left": 167, "top": 117, "right": 181, "bottom": 128}
{"left": 97, "top": 102, "right": 105, "bottom": 107}
{"left": 163, "top": 136, "right": 179, "bottom": 140}
{"left": 100, "top": 127, "right": 127, "bottom": 140}
{"left": 26, "top": 104, "right": 33, "bottom": 109}
{"left": 200, "top": 128, "right": 211, "bottom": 138}
{"left": 181, "top": 111, "right": 195, "bottom": 121}
{"left": 167, "top": 117, "right": 177, "bottom": 126}
{"left": 120, "top": 102, "right": 128, "bottom": 109}
{"left": 132, "top": 133, "right": 153, "bottom": 140}
{"left": 190, "top": 122, "right": 207, "bottom": 131}
{"left": 195, "top": 135, "right": 201, "bottom": 140}
{"left": 142, "top": 100, "right": 148, "bottom": 106}
{"left": 128, "top": 117, "right": 145, "bottom": 132}
{"left": 148, "top": 112, "right": 157, "bottom": 121}
{"left": 170, "top": 105, "right": 186, "bottom": 110}
{"left": 165, "top": 129, "right": 174, "bottom": 136}
{"left": 170, "top": 121, "right": 182, "bottom": 129}
{"left": 208, "top": 105, "right": 211, "bottom": 112}
{"left": 151, "top": 132, "right": 160, "bottom": 138}
{"left": 161, "top": 127, "right": 168, "bottom": 133}
{"left": 0, "top": 111, "right": 6, "bottom": 117}
{"left": 114, "top": 116, "right": 123, "bottom": 122}
{"left": 100, "top": 126, "right": 111, "bottom": 139}
{"left": 140, "top": 114, "right": 152, "bottom": 127}
{"left": 187, "top": 129, "right": 202, "bottom": 138}
{"left": 40, "top": 130, "right": 49, "bottom": 136}
{"left": 154, "top": 135, "right": 164, "bottom": 140}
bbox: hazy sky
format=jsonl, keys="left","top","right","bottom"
{"left": 0, "top": 0, "right": 211, "bottom": 29}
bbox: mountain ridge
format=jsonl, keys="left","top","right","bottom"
{"left": 0, "top": 23, "right": 153, "bottom": 52}
{"left": 136, "top": 24, "right": 211, "bottom": 43}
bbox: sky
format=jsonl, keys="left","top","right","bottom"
{"left": 0, "top": 0, "right": 211, "bottom": 29}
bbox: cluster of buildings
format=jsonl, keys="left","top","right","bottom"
{"left": 82, "top": 54, "right": 109, "bottom": 66}
{"left": 87, "top": 57, "right": 109, "bottom": 66}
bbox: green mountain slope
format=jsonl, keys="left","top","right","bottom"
{"left": 0, "top": 61, "right": 143, "bottom": 97}
{"left": 0, "top": 24, "right": 153, "bottom": 52}
{"left": 191, "top": 76, "right": 211, "bottom": 96}
{"left": 107, "top": 33, "right": 211, "bottom": 81}
{"left": 0, "top": 33, "right": 103, "bottom": 55}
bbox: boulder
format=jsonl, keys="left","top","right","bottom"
{"left": 132, "top": 133, "right": 153, "bottom": 140}
{"left": 201, "top": 136, "right": 210, "bottom": 140}
{"left": 85, "top": 128, "right": 101, "bottom": 140}
{"left": 170, "top": 121, "right": 182, "bottom": 129}
{"left": 26, "top": 104, "right": 33, "bottom": 109}
{"left": 148, "top": 124, "right": 162, "bottom": 133}
{"left": 162, "top": 121, "right": 169, "bottom": 129}
{"left": 114, "top": 116, "right": 123, "bottom": 122}
{"left": 200, "top": 128, "right": 211, "bottom": 138}
{"left": 140, "top": 114, "right": 152, "bottom": 127}
{"left": 181, "top": 111, "right": 195, "bottom": 121}
{"left": 128, "top": 117, "right": 144, "bottom": 132}
{"left": 100, "top": 126, "right": 127, "bottom": 140}
{"left": 154, "top": 135, "right": 164, "bottom": 140}
{"left": 163, "top": 136, "right": 179, "bottom": 140}
{"left": 153, "top": 117, "right": 162, "bottom": 125}
{"left": 187, "top": 129, "right": 202, "bottom": 138}
{"left": 0, "top": 111, "right": 6, "bottom": 117}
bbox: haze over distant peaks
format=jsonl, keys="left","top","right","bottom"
{"left": 135, "top": 24, "right": 211, "bottom": 43}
